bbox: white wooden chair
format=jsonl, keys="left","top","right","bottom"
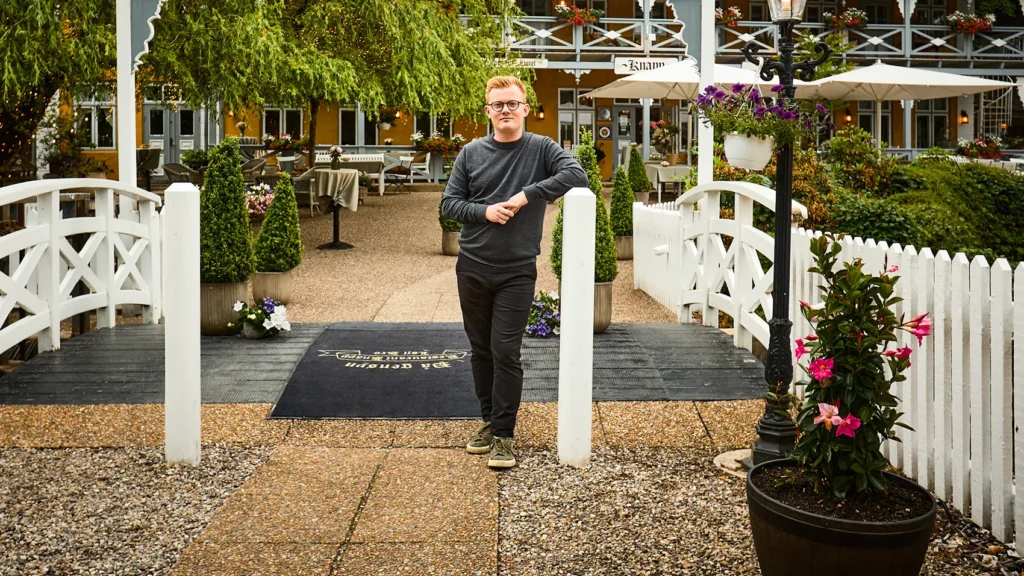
{"left": 409, "top": 152, "right": 431, "bottom": 181}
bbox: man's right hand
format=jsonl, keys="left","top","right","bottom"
{"left": 485, "top": 203, "right": 516, "bottom": 225}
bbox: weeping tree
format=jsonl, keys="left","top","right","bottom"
{"left": 143, "top": 0, "right": 531, "bottom": 168}
{"left": 0, "top": 0, "right": 116, "bottom": 178}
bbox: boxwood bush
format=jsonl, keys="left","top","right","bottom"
{"left": 439, "top": 200, "right": 462, "bottom": 232}
{"left": 610, "top": 167, "right": 633, "bottom": 237}
{"left": 627, "top": 144, "right": 652, "bottom": 194}
{"left": 200, "top": 137, "right": 254, "bottom": 283}
{"left": 254, "top": 173, "right": 303, "bottom": 272}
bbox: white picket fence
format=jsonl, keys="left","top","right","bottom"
{"left": 634, "top": 182, "right": 1022, "bottom": 545}
{"left": 0, "top": 179, "right": 163, "bottom": 355}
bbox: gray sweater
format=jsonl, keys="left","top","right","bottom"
{"left": 441, "top": 132, "right": 589, "bottom": 267}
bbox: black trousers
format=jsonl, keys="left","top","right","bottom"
{"left": 455, "top": 254, "right": 537, "bottom": 439}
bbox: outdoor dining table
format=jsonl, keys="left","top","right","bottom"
{"left": 317, "top": 157, "right": 386, "bottom": 196}
{"left": 644, "top": 163, "right": 691, "bottom": 203}
{"left": 314, "top": 168, "right": 360, "bottom": 250}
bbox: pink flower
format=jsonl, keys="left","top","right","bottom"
{"left": 836, "top": 414, "right": 861, "bottom": 438}
{"left": 896, "top": 346, "right": 912, "bottom": 359}
{"left": 799, "top": 300, "right": 810, "bottom": 308}
{"left": 795, "top": 339, "right": 808, "bottom": 360}
{"left": 814, "top": 403, "right": 842, "bottom": 430}
{"left": 804, "top": 334, "right": 818, "bottom": 341}
{"left": 887, "top": 264, "right": 899, "bottom": 273}
{"left": 901, "top": 314, "right": 932, "bottom": 345}
{"left": 809, "top": 357, "right": 834, "bottom": 381}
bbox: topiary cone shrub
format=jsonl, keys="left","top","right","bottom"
{"left": 438, "top": 199, "right": 463, "bottom": 233}
{"left": 627, "top": 144, "right": 652, "bottom": 194}
{"left": 254, "top": 173, "right": 303, "bottom": 273}
{"left": 201, "top": 137, "right": 254, "bottom": 284}
{"left": 551, "top": 127, "right": 618, "bottom": 284}
{"left": 610, "top": 167, "right": 633, "bottom": 237}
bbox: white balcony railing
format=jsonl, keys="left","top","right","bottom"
{"left": 505, "top": 16, "right": 686, "bottom": 54}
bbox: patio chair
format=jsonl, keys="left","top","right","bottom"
{"left": 384, "top": 157, "right": 413, "bottom": 194}
{"left": 241, "top": 158, "right": 267, "bottom": 185}
{"left": 162, "top": 162, "right": 196, "bottom": 184}
{"left": 409, "top": 152, "right": 430, "bottom": 182}
{"left": 292, "top": 168, "right": 321, "bottom": 217}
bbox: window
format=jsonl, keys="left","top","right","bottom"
{"left": 363, "top": 114, "right": 378, "bottom": 145}
{"left": 557, "top": 89, "right": 597, "bottom": 149}
{"left": 858, "top": 101, "right": 891, "bottom": 147}
{"left": 516, "top": 0, "right": 548, "bottom": 16}
{"left": 749, "top": 0, "right": 767, "bottom": 21}
{"left": 414, "top": 112, "right": 453, "bottom": 137}
{"left": 263, "top": 108, "right": 304, "bottom": 137}
{"left": 179, "top": 110, "right": 194, "bottom": 137}
{"left": 339, "top": 109, "right": 357, "bottom": 146}
{"left": 76, "top": 87, "right": 116, "bottom": 149}
{"left": 915, "top": 98, "right": 950, "bottom": 148}
{"left": 634, "top": 0, "right": 665, "bottom": 18}
{"left": 913, "top": 0, "right": 945, "bottom": 25}
{"left": 576, "top": 0, "right": 608, "bottom": 14}
{"left": 803, "top": 0, "right": 838, "bottom": 23}
{"left": 862, "top": 1, "right": 890, "bottom": 24}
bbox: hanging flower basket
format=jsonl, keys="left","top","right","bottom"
{"left": 947, "top": 11, "right": 995, "bottom": 34}
{"left": 824, "top": 8, "right": 868, "bottom": 29}
{"left": 724, "top": 133, "right": 775, "bottom": 171}
{"left": 554, "top": 4, "right": 603, "bottom": 26}
{"left": 715, "top": 6, "right": 743, "bottom": 28}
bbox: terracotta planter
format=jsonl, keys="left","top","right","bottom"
{"left": 441, "top": 230, "right": 460, "bottom": 256}
{"left": 200, "top": 281, "right": 249, "bottom": 336}
{"left": 634, "top": 190, "right": 650, "bottom": 204}
{"left": 252, "top": 270, "right": 293, "bottom": 305}
{"left": 594, "top": 281, "right": 612, "bottom": 334}
{"left": 724, "top": 133, "right": 775, "bottom": 171}
{"left": 614, "top": 236, "right": 633, "bottom": 260}
{"left": 747, "top": 460, "right": 936, "bottom": 576}
{"left": 666, "top": 153, "right": 678, "bottom": 166}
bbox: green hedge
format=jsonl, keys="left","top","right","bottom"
{"left": 200, "top": 138, "right": 254, "bottom": 283}
{"left": 551, "top": 128, "right": 618, "bottom": 283}
{"left": 253, "top": 173, "right": 303, "bottom": 272}
{"left": 832, "top": 193, "right": 917, "bottom": 247}
{"left": 610, "top": 167, "right": 633, "bottom": 237}
{"left": 627, "top": 145, "right": 652, "bottom": 194}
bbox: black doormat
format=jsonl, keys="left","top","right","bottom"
{"left": 270, "top": 323, "right": 480, "bottom": 419}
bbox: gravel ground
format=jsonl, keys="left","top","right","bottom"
{"left": 0, "top": 445, "right": 272, "bottom": 576}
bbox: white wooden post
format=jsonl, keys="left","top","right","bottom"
{"left": 915, "top": 248, "right": 934, "bottom": 490}
{"left": 697, "top": 0, "right": 715, "bottom": 185}
{"left": 932, "top": 251, "right": 953, "bottom": 502}
{"left": 1014, "top": 262, "right": 1024, "bottom": 547}
{"left": 95, "top": 188, "right": 117, "bottom": 328}
{"left": 969, "top": 256, "right": 991, "bottom": 527}
{"left": 558, "top": 188, "right": 596, "bottom": 468}
{"left": 164, "top": 183, "right": 201, "bottom": 465}
{"left": 901, "top": 245, "right": 917, "bottom": 475}
{"left": 989, "top": 258, "right": 1013, "bottom": 542}
{"left": 887, "top": 244, "right": 904, "bottom": 470}
{"left": 140, "top": 201, "right": 158, "bottom": 324}
{"left": 36, "top": 191, "right": 60, "bottom": 352}
{"left": 950, "top": 252, "right": 971, "bottom": 513}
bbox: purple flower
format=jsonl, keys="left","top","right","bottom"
{"left": 754, "top": 106, "right": 767, "bottom": 118}
{"left": 771, "top": 84, "right": 784, "bottom": 93}
{"left": 713, "top": 90, "right": 728, "bottom": 101}
{"left": 747, "top": 90, "right": 763, "bottom": 104}
{"left": 815, "top": 103, "right": 828, "bottom": 115}
{"left": 703, "top": 85, "right": 718, "bottom": 95}
{"left": 731, "top": 82, "right": 746, "bottom": 94}
{"left": 780, "top": 110, "right": 797, "bottom": 121}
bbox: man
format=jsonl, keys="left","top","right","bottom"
{"left": 441, "top": 76, "right": 588, "bottom": 469}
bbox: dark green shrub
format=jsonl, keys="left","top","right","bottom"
{"left": 438, "top": 200, "right": 462, "bottom": 232}
{"left": 551, "top": 128, "right": 618, "bottom": 283}
{"left": 180, "top": 148, "right": 210, "bottom": 171}
{"left": 610, "top": 167, "right": 633, "bottom": 237}
{"left": 889, "top": 191, "right": 979, "bottom": 254}
{"left": 627, "top": 145, "right": 652, "bottom": 194}
{"left": 254, "top": 173, "right": 303, "bottom": 272}
{"left": 832, "top": 193, "right": 917, "bottom": 246}
{"left": 200, "top": 137, "right": 254, "bottom": 283}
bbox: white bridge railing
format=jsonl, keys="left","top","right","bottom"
{"left": 634, "top": 180, "right": 1023, "bottom": 545}
{"left": 0, "top": 178, "right": 163, "bottom": 354}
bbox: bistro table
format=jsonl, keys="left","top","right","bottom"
{"left": 314, "top": 168, "right": 360, "bottom": 250}
{"left": 644, "top": 163, "right": 691, "bottom": 203}
{"left": 317, "top": 156, "right": 387, "bottom": 196}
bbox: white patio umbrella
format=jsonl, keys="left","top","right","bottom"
{"left": 806, "top": 62, "right": 1018, "bottom": 149}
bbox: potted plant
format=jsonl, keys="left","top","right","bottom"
{"left": 693, "top": 83, "right": 832, "bottom": 171}
{"left": 252, "top": 173, "right": 302, "bottom": 304}
{"left": 235, "top": 120, "right": 249, "bottom": 137}
{"left": 438, "top": 199, "right": 462, "bottom": 256}
{"left": 200, "top": 137, "right": 255, "bottom": 335}
{"left": 554, "top": 4, "right": 603, "bottom": 25}
{"left": 228, "top": 298, "right": 291, "bottom": 339}
{"left": 550, "top": 128, "right": 617, "bottom": 334}
{"left": 946, "top": 11, "right": 995, "bottom": 33}
{"left": 715, "top": 6, "right": 742, "bottom": 27}
{"left": 329, "top": 145, "right": 343, "bottom": 169}
{"left": 627, "top": 144, "right": 653, "bottom": 203}
{"left": 358, "top": 171, "right": 372, "bottom": 203}
{"left": 244, "top": 182, "right": 275, "bottom": 223}
{"left": 956, "top": 135, "right": 1003, "bottom": 159}
{"left": 824, "top": 8, "right": 868, "bottom": 29}
{"left": 378, "top": 110, "right": 396, "bottom": 131}
{"left": 610, "top": 167, "right": 633, "bottom": 260}
{"left": 650, "top": 120, "right": 681, "bottom": 165}
{"left": 747, "top": 234, "right": 936, "bottom": 576}
{"left": 525, "top": 291, "right": 560, "bottom": 337}
{"left": 180, "top": 148, "right": 210, "bottom": 172}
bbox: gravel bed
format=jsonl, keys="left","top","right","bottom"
{"left": 0, "top": 445, "right": 272, "bottom": 575}
{"left": 498, "top": 446, "right": 1015, "bottom": 576}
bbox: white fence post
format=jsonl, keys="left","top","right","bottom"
{"left": 932, "top": 250, "right": 953, "bottom": 502}
{"left": 558, "top": 188, "right": 596, "bottom": 468}
{"left": 915, "top": 248, "right": 934, "bottom": 490}
{"left": 163, "top": 183, "right": 201, "bottom": 465}
{"left": 989, "top": 258, "right": 1013, "bottom": 542}
{"left": 95, "top": 188, "right": 116, "bottom": 328}
{"left": 950, "top": 252, "right": 971, "bottom": 513}
{"left": 969, "top": 256, "right": 991, "bottom": 528}
{"left": 1014, "top": 262, "right": 1024, "bottom": 547}
{"left": 35, "top": 191, "right": 60, "bottom": 351}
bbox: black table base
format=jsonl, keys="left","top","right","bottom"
{"left": 317, "top": 203, "right": 354, "bottom": 251}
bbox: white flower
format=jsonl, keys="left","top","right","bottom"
{"left": 549, "top": 291, "right": 559, "bottom": 300}
{"left": 278, "top": 320, "right": 291, "bottom": 331}
{"left": 248, "top": 314, "right": 256, "bottom": 320}
{"left": 553, "top": 326, "right": 560, "bottom": 335}
{"left": 233, "top": 301, "right": 245, "bottom": 311}
{"left": 263, "top": 318, "right": 275, "bottom": 330}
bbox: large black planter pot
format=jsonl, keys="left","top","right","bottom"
{"left": 747, "top": 460, "right": 936, "bottom": 576}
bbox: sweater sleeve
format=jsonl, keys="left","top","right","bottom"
{"left": 522, "top": 137, "right": 590, "bottom": 204}
{"left": 441, "top": 148, "right": 488, "bottom": 224}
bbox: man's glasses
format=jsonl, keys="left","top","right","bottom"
{"left": 486, "top": 100, "right": 524, "bottom": 112}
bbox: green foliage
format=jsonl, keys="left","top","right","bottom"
{"left": 891, "top": 192, "right": 979, "bottom": 253}
{"left": 832, "top": 193, "right": 917, "bottom": 246}
{"left": 38, "top": 103, "right": 110, "bottom": 177}
{"left": 796, "top": 30, "right": 854, "bottom": 81}
{"left": 627, "top": 146, "right": 652, "bottom": 194}
{"left": 254, "top": 173, "right": 303, "bottom": 272}
{"left": 180, "top": 148, "right": 210, "bottom": 170}
{"left": 200, "top": 138, "right": 254, "bottom": 283}
{"left": 610, "top": 167, "right": 633, "bottom": 237}
{"left": 822, "top": 126, "right": 914, "bottom": 198}
{"left": 792, "top": 234, "right": 916, "bottom": 497}
{"left": 438, "top": 200, "right": 462, "bottom": 232}
{"left": 551, "top": 128, "right": 617, "bottom": 283}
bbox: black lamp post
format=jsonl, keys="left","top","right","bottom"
{"left": 741, "top": 3, "right": 830, "bottom": 465}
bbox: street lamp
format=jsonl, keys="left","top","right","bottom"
{"left": 741, "top": 0, "right": 831, "bottom": 465}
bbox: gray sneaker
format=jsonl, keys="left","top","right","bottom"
{"left": 487, "top": 436, "right": 516, "bottom": 469}
{"left": 466, "top": 422, "right": 494, "bottom": 454}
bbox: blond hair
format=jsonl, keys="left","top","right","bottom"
{"left": 485, "top": 76, "right": 527, "bottom": 100}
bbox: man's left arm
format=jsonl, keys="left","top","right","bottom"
{"left": 508, "top": 138, "right": 589, "bottom": 211}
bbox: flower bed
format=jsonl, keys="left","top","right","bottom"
{"left": 956, "top": 135, "right": 1003, "bottom": 159}
{"left": 946, "top": 11, "right": 995, "bottom": 34}
{"left": 244, "top": 182, "right": 275, "bottom": 219}
{"left": 554, "top": 4, "right": 603, "bottom": 26}
{"left": 261, "top": 133, "right": 308, "bottom": 153}
{"left": 412, "top": 132, "right": 466, "bottom": 157}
